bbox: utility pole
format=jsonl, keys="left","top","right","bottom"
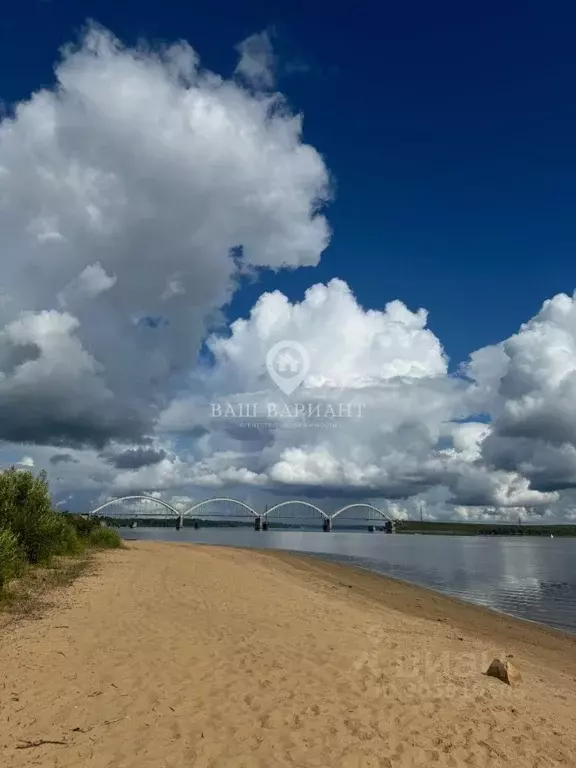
{"left": 419, "top": 503, "right": 424, "bottom": 528}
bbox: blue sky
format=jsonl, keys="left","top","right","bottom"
{"left": 2, "top": 0, "right": 575, "bottom": 366}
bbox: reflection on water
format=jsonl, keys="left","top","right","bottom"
{"left": 122, "top": 528, "right": 576, "bottom": 634}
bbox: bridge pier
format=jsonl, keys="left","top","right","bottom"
{"left": 176, "top": 516, "right": 182, "bottom": 531}
{"left": 322, "top": 517, "right": 332, "bottom": 532}
{"left": 254, "top": 516, "right": 262, "bottom": 531}
{"left": 262, "top": 519, "right": 269, "bottom": 531}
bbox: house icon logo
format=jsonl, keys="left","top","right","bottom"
{"left": 274, "top": 350, "right": 301, "bottom": 375}
{"left": 266, "top": 341, "right": 310, "bottom": 395}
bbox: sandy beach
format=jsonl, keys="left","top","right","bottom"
{"left": 1, "top": 542, "right": 575, "bottom": 767}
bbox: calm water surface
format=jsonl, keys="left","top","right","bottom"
{"left": 122, "top": 528, "right": 576, "bottom": 634}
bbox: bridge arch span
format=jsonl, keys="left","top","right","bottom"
{"left": 184, "top": 498, "right": 258, "bottom": 518}
{"left": 264, "top": 500, "right": 329, "bottom": 520}
{"left": 89, "top": 495, "right": 181, "bottom": 517}
{"left": 331, "top": 503, "right": 394, "bottom": 523}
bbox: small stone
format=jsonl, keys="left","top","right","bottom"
{"left": 485, "top": 658, "right": 522, "bottom": 686}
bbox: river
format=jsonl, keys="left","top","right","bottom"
{"left": 121, "top": 528, "right": 576, "bottom": 634}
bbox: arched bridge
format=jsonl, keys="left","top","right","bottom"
{"left": 86, "top": 496, "right": 396, "bottom": 532}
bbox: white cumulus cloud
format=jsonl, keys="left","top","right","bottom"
{"left": 0, "top": 23, "right": 330, "bottom": 448}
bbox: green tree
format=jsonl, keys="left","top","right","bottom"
{"left": 0, "top": 467, "right": 80, "bottom": 564}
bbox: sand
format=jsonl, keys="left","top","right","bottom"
{"left": 1, "top": 541, "right": 575, "bottom": 767}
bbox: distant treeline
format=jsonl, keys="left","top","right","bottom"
{"left": 396, "top": 520, "right": 576, "bottom": 536}
{"left": 77, "top": 516, "right": 253, "bottom": 529}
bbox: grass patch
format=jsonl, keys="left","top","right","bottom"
{"left": 0, "top": 553, "right": 94, "bottom": 623}
{"left": 0, "top": 536, "right": 122, "bottom": 624}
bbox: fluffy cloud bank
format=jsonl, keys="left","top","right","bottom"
{"left": 5, "top": 273, "right": 576, "bottom": 520}
{"left": 155, "top": 279, "right": 569, "bottom": 518}
{"left": 0, "top": 23, "right": 330, "bottom": 448}
{"left": 2, "top": 25, "right": 576, "bottom": 521}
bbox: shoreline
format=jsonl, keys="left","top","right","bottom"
{"left": 124, "top": 534, "right": 576, "bottom": 638}
{"left": 2, "top": 540, "right": 575, "bottom": 767}
{"left": 292, "top": 549, "right": 576, "bottom": 638}
{"left": 253, "top": 547, "right": 576, "bottom": 673}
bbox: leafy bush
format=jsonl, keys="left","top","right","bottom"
{"left": 0, "top": 467, "right": 81, "bottom": 564}
{"left": 64, "top": 513, "right": 100, "bottom": 539}
{"left": 0, "top": 467, "right": 122, "bottom": 601}
{"left": 51, "top": 516, "right": 85, "bottom": 556}
{"left": 87, "top": 526, "right": 123, "bottom": 549}
{"left": 14, "top": 510, "right": 70, "bottom": 564}
{"left": 0, "top": 526, "right": 25, "bottom": 589}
